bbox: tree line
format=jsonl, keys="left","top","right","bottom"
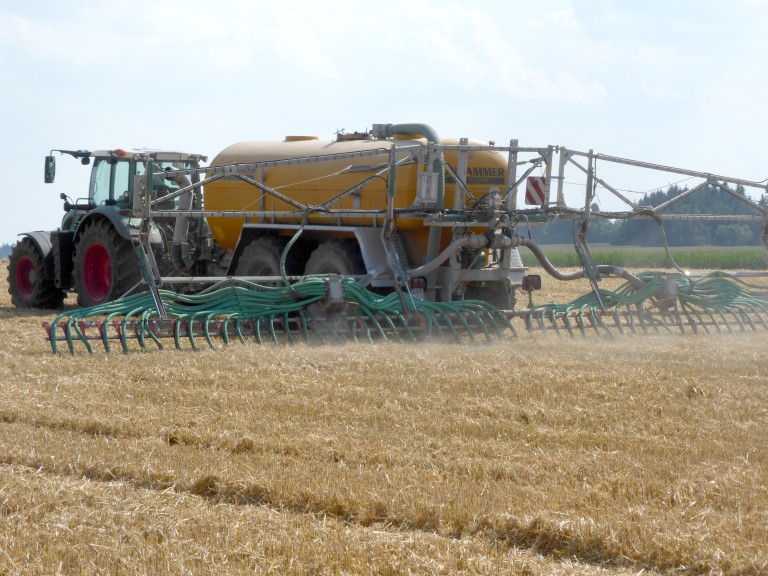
{"left": 530, "top": 184, "right": 768, "bottom": 246}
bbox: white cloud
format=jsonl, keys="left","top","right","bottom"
{"left": 260, "top": 4, "right": 341, "bottom": 81}
{"left": 640, "top": 83, "right": 686, "bottom": 101}
{"left": 387, "top": 2, "right": 608, "bottom": 103}
{"left": 530, "top": 8, "right": 582, "bottom": 34}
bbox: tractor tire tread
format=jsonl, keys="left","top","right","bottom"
{"left": 6, "top": 237, "right": 65, "bottom": 309}
{"left": 74, "top": 220, "right": 141, "bottom": 308}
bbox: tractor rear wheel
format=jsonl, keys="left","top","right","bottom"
{"left": 7, "top": 237, "right": 65, "bottom": 309}
{"left": 74, "top": 220, "right": 141, "bottom": 308}
{"left": 304, "top": 239, "right": 365, "bottom": 276}
{"left": 234, "top": 236, "right": 305, "bottom": 284}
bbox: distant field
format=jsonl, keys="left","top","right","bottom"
{"left": 521, "top": 244, "right": 767, "bottom": 270}
{"left": 0, "top": 260, "right": 767, "bottom": 575}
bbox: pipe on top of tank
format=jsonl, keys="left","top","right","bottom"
{"left": 372, "top": 123, "right": 440, "bottom": 144}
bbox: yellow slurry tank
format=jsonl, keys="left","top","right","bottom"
{"left": 204, "top": 132, "right": 508, "bottom": 252}
{"left": 199, "top": 123, "right": 525, "bottom": 307}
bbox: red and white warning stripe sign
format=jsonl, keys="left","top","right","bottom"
{"left": 525, "top": 176, "right": 548, "bottom": 206}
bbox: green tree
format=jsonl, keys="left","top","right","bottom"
{"left": 715, "top": 224, "right": 754, "bottom": 246}
{"left": 615, "top": 184, "right": 760, "bottom": 246}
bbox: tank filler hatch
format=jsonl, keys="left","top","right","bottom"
{"left": 336, "top": 131, "right": 373, "bottom": 142}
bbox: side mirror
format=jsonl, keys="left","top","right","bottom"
{"left": 44, "top": 155, "right": 56, "bottom": 183}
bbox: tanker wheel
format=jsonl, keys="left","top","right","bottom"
{"left": 74, "top": 220, "right": 141, "bottom": 308}
{"left": 235, "top": 236, "right": 304, "bottom": 285}
{"left": 6, "top": 237, "right": 65, "bottom": 309}
{"left": 304, "top": 239, "right": 365, "bottom": 276}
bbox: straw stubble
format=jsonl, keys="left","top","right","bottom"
{"left": 0, "top": 264, "right": 766, "bottom": 574}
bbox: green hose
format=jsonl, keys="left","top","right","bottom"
{"left": 528, "top": 271, "right": 768, "bottom": 337}
{"left": 46, "top": 276, "right": 513, "bottom": 354}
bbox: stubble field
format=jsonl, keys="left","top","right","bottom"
{"left": 0, "top": 262, "right": 766, "bottom": 575}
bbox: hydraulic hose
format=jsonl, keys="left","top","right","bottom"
{"left": 516, "top": 236, "right": 646, "bottom": 288}
{"left": 406, "top": 234, "right": 489, "bottom": 277}
{"left": 402, "top": 231, "right": 645, "bottom": 289}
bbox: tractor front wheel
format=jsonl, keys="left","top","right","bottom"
{"left": 74, "top": 220, "right": 141, "bottom": 308}
{"left": 7, "top": 237, "right": 65, "bottom": 309}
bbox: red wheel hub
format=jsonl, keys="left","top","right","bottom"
{"left": 83, "top": 242, "right": 112, "bottom": 302}
{"left": 15, "top": 256, "right": 36, "bottom": 297}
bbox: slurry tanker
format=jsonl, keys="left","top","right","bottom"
{"left": 8, "top": 123, "right": 768, "bottom": 352}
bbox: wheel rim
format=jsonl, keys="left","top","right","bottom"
{"left": 15, "top": 256, "right": 36, "bottom": 297}
{"left": 83, "top": 242, "right": 112, "bottom": 302}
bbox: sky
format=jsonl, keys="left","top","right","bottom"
{"left": 1, "top": 0, "right": 767, "bottom": 244}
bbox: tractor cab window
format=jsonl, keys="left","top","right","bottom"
{"left": 87, "top": 157, "right": 195, "bottom": 209}
{"left": 90, "top": 158, "right": 131, "bottom": 206}
{"left": 114, "top": 161, "right": 130, "bottom": 204}
{"left": 90, "top": 160, "right": 111, "bottom": 206}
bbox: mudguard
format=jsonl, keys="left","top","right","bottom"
{"left": 73, "top": 207, "right": 131, "bottom": 244}
{"left": 17, "top": 231, "right": 55, "bottom": 280}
